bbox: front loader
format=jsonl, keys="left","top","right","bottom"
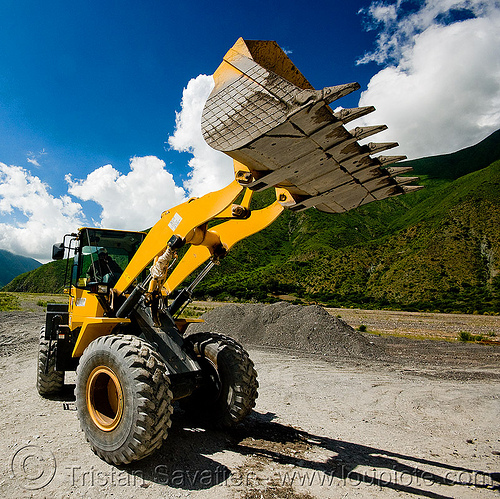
{"left": 37, "top": 38, "right": 421, "bottom": 465}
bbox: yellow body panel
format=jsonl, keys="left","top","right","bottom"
{"left": 68, "top": 287, "right": 130, "bottom": 357}
{"left": 72, "top": 317, "right": 130, "bottom": 357}
{"left": 69, "top": 287, "right": 106, "bottom": 328}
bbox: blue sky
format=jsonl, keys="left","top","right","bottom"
{"left": 1, "top": 0, "right": 499, "bottom": 261}
{"left": 0, "top": 1, "right": 377, "bottom": 178}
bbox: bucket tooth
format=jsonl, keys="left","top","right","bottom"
{"left": 337, "top": 139, "right": 399, "bottom": 166}
{"left": 367, "top": 142, "right": 399, "bottom": 154}
{"left": 394, "top": 176, "right": 420, "bottom": 185}
{"left": 322, "top": 82, "right": 360, "bottom": 104}
{"left": 349, "top": 124, "right": 388, "bottom": 141}
{"left": 333, "top": 106, "right": 375, "bottom": 124}
{"left": 378, "top": 156, "right": 408, "bottom": 167}
{"left": 402, "top": 185, "right": 425, "bottom": 193}
{"left": 295, "top": 82, "right": 360, "bottom": 106}
{"left": 386, "top": 165, "right": 414, "bottom": 176}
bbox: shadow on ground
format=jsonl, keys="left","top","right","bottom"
{"left": 112, "top": 410, "right": 499, "bottom": 498}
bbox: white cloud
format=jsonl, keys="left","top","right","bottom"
{"left": 167, "top": 74, "right": 234, "bottom": 197}
{"left": 357, "top": 0, "right": 500, "bottom": 158}
{"left": 65, "top": 76, "right": 232, "bottom": 234}
{"left": 26, "top": 157, "right": 40, "bottom": 167}
{"left": 0, "top": 75, "right": 234, "bottom": 261}
{"left": 26, "top": 148, "right": 47, "bottom": 168}
{"left": 358, "top": 0, "right": 498, "bottom": 64}
{"left": 65, "top": 74, "right": 234, "bottom": 236}
{"left": 66, "top": 156, "right": 187, "bottom": 230}
{"left": 0, "top": 163, "right": 85, "bottom": 261}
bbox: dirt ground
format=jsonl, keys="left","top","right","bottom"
{"left": 0, "top": 299, "right": 499, "bottom": 498}
{"left": 325, "top": 307, "right": 500, "bottom": 341}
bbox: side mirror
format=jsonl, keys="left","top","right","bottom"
{"left": 52, "top": 243, "right": 65, "bottom": 260}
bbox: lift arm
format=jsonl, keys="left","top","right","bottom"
{"left": 113, "top": 177, "right": 244, "bottom": 296}
{"left": 164, "top": 188, "right": 290, "bottom": 295}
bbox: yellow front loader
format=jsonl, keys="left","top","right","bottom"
{"left": 37, "top": 38, "right": 420, "bottom": 465}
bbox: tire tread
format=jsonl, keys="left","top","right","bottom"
{"left": 37, "top": 326, "right": 64, "bottom": 397}
{"left": 76, "top": 334, "right": 173, "bottom": 465}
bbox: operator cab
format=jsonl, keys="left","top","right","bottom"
{"left": 76, "top": 228, "right": 146, "bottom": 290}
{"left": 53, "top": 227, "right": 146, "bottom": 292}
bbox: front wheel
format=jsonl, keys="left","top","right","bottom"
{"left": 183, "top": 332, "right": 258, "bottom": 427}
{"left": 75, "top": 334, "right": 173, "bottom": 465}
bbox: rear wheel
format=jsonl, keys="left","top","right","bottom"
{"left": 37, "top": 326, "right": 64, "bottom": 397}
{"left": 183, "top": 332, "right": 258, "bottom": 427}
{"left": 75, "top": 334, "right": 173, "bottom": 464}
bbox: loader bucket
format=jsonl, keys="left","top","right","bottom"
{"left": 202, "top": 38, "right": 422, "bottom": 213}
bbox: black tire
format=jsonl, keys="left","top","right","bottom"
{"left": 37, "top": 326, "right": 64, "bottom": 397}
{"left": 183, "top": 332, "right": 258, "bottom": 427}
{"left": 75, "top": 334, "right": 173, "bottom": 465}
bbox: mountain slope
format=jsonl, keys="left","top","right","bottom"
{"left": 403, "top": 128, "right": 500, "bottom": 179}
{"left": 195, "top": 160, "right": 500, "bottom": 313}
{"left": 2, "top": 259, "right": 69, "bottom": 293}
{"left": 0, "top": 250, "right": 42, "bottom": 288}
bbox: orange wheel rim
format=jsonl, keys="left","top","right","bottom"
{"left": 86, "top": 366, "right": 124, "bottom": 431}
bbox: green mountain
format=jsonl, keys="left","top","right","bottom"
{"left": 2, "top": 258, "right": 68, "bottom": 293}
{"left": 0, "top": 250, "right": 42, "bottom": 288}
{"left": 4, "top": 130, "right": 500, "bottom": 313}
{"left": 404, "top": 128, "right": 500, "bottom": 179}
{"left": 195, "top": 160, "right": 500, "bottom": 313}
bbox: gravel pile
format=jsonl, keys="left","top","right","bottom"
{"left": 187, "top": 301, "right": 376, "bottom": 359}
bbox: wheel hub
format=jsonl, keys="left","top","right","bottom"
{"left": 86, "top": 366, "right": 124, "bottom": 431}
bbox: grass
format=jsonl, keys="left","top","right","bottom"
{"left": 176, "top": 304, "right": 210, "bottom": 319}
{"left": 367, "top": 331, "right": 457, "bottom": 343}
{"left": 35, "top": 298, "right": 67, "bottom": 308}
{"left": 0, "top": 292, "right": 66, "bottom": 312}
{"left": 0, "top": 292, "right": 21, "bottom": 311}
{"left": 458, "top": 331, "right": 485, "bottom": 342}
{"left": 364, "top": 330, "right": 459, "bottom": 342}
